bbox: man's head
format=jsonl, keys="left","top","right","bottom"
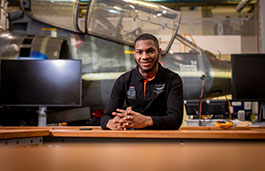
{"left": 134, "top": 33, "right": 162, "bottom": 75}
{"left": 134, "top": 33, "right": 160, "bottom": 50}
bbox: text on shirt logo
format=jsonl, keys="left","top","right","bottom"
{"left": 154, "top": 84, "right": 165, "bottom": 94}
{"left": 127, "top": 86, "right": 136, "bottom": 99}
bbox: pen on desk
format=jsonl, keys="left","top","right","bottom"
{"left": 123, "top": 106, "right": 131, "bottom": 131}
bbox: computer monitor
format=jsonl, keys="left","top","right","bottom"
{"left": 1, "top": 59, "right": 82, "bottom": 125}
{"left": 231, "top": 53, "right": 265, "bottom": 121}
{"left": 232, "top": 54, "right": 265, "bottom": 101}
{"left": 185, "top": 100, "right": 228, "bottom": 119}
{"left": 206, "top": 100, "right": 229, "bottom": 118}
{"left": 184, "top": 100, "right": 207, "bottom": 116}
{"left": 1, "top": 59, "right": 82, "bottom": 106}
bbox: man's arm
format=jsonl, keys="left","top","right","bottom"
{"left": 150, "top": 75, "right": 183, "bottom": 130}
{"left": 100, "top": 77, "right": 126, "bottom": 129}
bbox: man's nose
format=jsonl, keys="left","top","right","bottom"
{"left": 142, "top": 51, "right": 149, "bottom": 59}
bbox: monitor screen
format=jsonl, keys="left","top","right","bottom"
{"left": 206, "top": 100, "right": 228, "bottom": 116}
{"left": 232, "top": 54, "right": 265, "bottom": 101}
{"left": 1, "top": 59, "right": 82, "bottom": 106}
{"left": 185, "top": 100, "right": 228, "bottom": 117}
{"left": 184, "top": 100, "right": 207, "bottom": 115}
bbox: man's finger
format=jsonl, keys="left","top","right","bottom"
{"left": 123, "top": 107, "right": 131, "bottom": 116}
{"left": 126, "top": 122, "right": 135, "bottom": 128}
{"left": 125, "top": 115, "right": 133, "bottom": 120}
{"left": 112, "top": 112, "right": 125, "bottom": 118}
{"left": 118, "top": 118, "right": 127, "bottom": 124}
{"left": 116, "top": 109, "right": 126, "bottom": 113}
{"left": 112, "top": 119, "right": 120, "bottom": 123}
{"left": 117, "top": 124, "right": 126, "bottom": 129}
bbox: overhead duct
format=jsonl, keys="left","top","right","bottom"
{"left": 236, "top": 0, "right": 252, "bottom": 12}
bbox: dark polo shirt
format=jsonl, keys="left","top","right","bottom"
{"left": 101, "top": 63, "right": 183, "bottom": 130}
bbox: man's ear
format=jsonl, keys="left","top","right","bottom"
{"left": 133, "top": 50, "right": 137, "bottom": 58}
{"left": 158, "top": 48, "right": 162, "bottom": 58}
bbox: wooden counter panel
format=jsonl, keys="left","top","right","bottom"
{"left": 0, "top": 126, "right": 99, "bottom": 130}
{"left": 1, "top": 126, "right": 265, "bottom": 140}
{"left": 49, "top": 129, "right": 265, "bottom": 140}
{"left": 179, "top": 129, "right": 265, "bottom": 139}
{"left": 180, "top": 126, "right": 253, "bottom": 130}
{"left": 0, "top": 129, "right": 50, "bottom": 140}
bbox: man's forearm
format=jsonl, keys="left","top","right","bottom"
{"left": 145, "top": 116, "right": 153, "bottom": 127}
{"left": 100, "top": 115, "right": 113, "bottom": 129}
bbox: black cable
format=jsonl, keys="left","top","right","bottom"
{"left": 199, "top": 75, "right": 205, "bottom": 126}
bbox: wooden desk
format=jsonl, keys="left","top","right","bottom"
{"left": 1, "top": 127, "right": 265, "bottom": 171}
{"left": 1, "top": 126, "right": 265, "bottom": 141}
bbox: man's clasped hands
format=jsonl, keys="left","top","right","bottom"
{"left": 106, "top": 107, "right": 153, "bottom": 130}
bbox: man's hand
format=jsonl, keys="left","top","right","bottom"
{"left": 115, "top": 108, "right": 153, "bottom": 129}
{"left": 108, "top": 108, "right": 130, "bottom": 130}
{"left": 106, "top": 115, "right": 126, "bottom": 130}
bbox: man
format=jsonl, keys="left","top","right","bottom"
{"left": 100, "top": 33, "right": 183, "bottom": 130}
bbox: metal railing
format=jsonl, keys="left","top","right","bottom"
{"left": 179, "top": 17, "right": 249, "bottom": 35}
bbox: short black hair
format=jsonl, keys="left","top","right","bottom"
{"left": 134, "top": 33, "right": 159, "bottom": 50}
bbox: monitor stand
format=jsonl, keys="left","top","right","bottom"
{"left": 258, "top": 102, "right": 265, "bottom": 122}
{"left": 38, "top": 106, "right": 47, "bottom": 127}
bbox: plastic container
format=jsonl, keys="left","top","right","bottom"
{"left": 237, "top": 110, "right": 245, "bottom": 121}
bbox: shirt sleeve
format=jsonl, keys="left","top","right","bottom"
{"left": 100, "top": 76, "right": 126, "bottom": 129}
{"left": 150, "top": 74, "right": 183, "bottom": 130}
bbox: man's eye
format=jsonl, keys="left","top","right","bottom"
{"left": 147, "top": 50, "right": 155, "bottom": 54}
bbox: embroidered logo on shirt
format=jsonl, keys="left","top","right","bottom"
{"left": 154, "top": 84, "right": 165, "bottom": 94}
{"left": 127, "top": 86, "right": 136, "bottom": 99}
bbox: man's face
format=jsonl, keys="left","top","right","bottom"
{"left": 134, "top": 39, "right": 161, "bottom": 73}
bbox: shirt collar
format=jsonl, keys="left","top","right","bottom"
{"left": 135, "top": 63, "right": 164, "bottom": 82}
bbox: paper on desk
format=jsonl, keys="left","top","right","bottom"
{"left": 236, "top": 121, "right": 252, "bottom": 127}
